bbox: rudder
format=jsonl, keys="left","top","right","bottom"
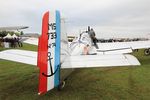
{"left": 38, "top": 11, "right": 61, "bottom": 95}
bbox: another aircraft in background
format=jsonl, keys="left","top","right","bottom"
{"left": 0, "top": 26, "right": 28, "bottom": 31}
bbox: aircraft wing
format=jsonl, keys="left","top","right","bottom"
{"left": 96, "top": 40, "right": 150, "bottom": 54}
{"left": 62, "top": 54, "right": 140, "bottom": 68}
{"left": 0, "top": 49, "right": 37, "bottom": 65}
{"left": 96, "top": 47, "right": 133, "bottom": 54}
{"left": 22, "top": 37, "right": 38, "bottom": 45}
{"left": 0, "top": 26, "right": 29, "bottom": 31}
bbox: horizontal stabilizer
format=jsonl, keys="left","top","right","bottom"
{"left": 0, "top": 49, "right": 37, "bottom": 65}
{"left": 62, "top": 54, "right": 140, "bottom": 68}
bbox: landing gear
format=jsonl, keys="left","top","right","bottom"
{"left": 58, "top": 81, "right": 66, "bottom": 90}
{"left": 144, "top": 48, "right": 150, "bottom": 56}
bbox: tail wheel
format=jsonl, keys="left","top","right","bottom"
{"left": 144, "top": 48, "right": 150, "bottom": 56}
{"left": 58, "top": 81, "right": 66, "bottom": 91}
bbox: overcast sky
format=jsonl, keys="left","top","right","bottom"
{"left": 0, "top": 0, "right": 150, "bottom": 38}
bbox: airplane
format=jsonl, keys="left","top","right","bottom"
{"left": 0, "top": 26, "right": 29, "bottom": 31}
{"left": 23, "top": 29, "right": 150, "bottom": 55}
{"left": 0, "top": 10, "right": 149, "bottom": 95}
{"left": 0, "top": 26, "right": 29, "bottom": 38}
{"left": 23, "top": 31, "right": 150, "bottom": 55}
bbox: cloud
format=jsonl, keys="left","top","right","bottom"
{"left": 0, "top": 0, "right": 150, "bottom": 38}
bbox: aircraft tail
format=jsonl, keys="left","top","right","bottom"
{"left": 37, "top": 11, "right": 61, "bottom": 95}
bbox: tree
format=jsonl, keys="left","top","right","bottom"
{"left": 20, "top": 31, "right": 24, "bottom": 35}
{"left": 0, "top": 31, "right": 7, "bottom": 37}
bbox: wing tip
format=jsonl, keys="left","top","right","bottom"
{"left": 125, "top": 54, "right": 141, "bottom": 66}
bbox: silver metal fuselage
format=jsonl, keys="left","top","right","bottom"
{"left": 60, "top": 32, "right": 93, "bottom": 82}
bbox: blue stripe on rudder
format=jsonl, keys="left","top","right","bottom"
{"left": 54, "top": 10, "right": 61, "bottom": 87}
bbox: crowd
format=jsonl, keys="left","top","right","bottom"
{"left": 0, "top": 37, "right": 23, "bottom": 48}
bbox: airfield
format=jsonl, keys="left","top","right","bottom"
{"left": 0, "top": 43, "right": 150, "bottom": 100}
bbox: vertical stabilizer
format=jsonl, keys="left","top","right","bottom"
{"left": 38, "top": 11, "right": 61, "bottom": 94}
{"left": 60, "top": 18, "right": 70, "bottom": 62}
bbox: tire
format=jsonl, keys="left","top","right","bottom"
{"left": 58, "top": 81, "right": 66, "bottom": 91}
{"left": 144, "top": 48, "right": 150, "bottom": 56}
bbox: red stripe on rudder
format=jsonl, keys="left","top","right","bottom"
{"left": 38, "top": 11, "right": 49, "bottom": 95}
{"left": 37, "top": 36, "right": 41, "bottom": 68}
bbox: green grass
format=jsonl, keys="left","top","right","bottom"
{"left": 0, "top": 43, "right": 38, "bottom": 51}
{"left": 0, "top": 45, "right": 150, "bottom": 100}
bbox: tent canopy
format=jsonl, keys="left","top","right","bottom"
{"left": 3, "top": 33, "right": 12, "bottom": 39}
{"left": 12, "top": 34, "right": 18, "bottom": 38}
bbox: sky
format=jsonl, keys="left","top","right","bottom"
{"left": 0, "top": 0, "right": 150, "bottom": 38}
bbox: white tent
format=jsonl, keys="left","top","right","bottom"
{"left": 3, "top": 33, "right": 12, "bottom": 39}
{"left": 12, "top": 34, "right": 18, "bottom": 38}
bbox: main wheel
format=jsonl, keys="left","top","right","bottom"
{"left": 58, "top": 81, "right": 66, "bottom": 91}
{"left": 144, "top": 48, "right": 150, "bottom": 56}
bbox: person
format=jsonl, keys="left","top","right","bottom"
{"left": 17, "top": 38, "right": 23, "bottom": 47}
{"left": 88, "top": 26, "right": 91, "bottom": 32}
{"left": 88, "top": 27, "right": 99, "bottom": 49}
{"left": 0, "top": 38, "right": 2, "bottom": 47}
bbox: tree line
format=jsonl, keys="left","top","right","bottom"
{"left": 0, "top": 31, "right": 24, "bottom": 37}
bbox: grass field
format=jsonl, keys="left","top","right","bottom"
{"left": 0, "top": 44, "right": 150, "bottom": 100}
